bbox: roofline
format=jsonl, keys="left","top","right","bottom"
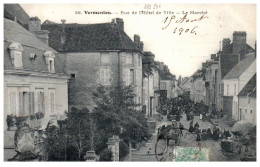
{"left": 4, "top": 68, "right": 70, "bottom": 79}
{"left": 59, "top": 49, "right": 142, "bottom": 54}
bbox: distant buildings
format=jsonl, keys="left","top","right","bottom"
{"left": 190, "top": 69, "right": 206, "bottom": 103}
{"left": 187, "top": 31, "right": 256, "bottom": 125}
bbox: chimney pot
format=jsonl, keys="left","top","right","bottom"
{"left": 112, "top": 18, "right": 124, "bottom": 30}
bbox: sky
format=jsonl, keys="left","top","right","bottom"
{"left": 20, "top": 4, "right": 256, "bottom": 78}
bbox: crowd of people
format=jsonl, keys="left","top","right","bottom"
{"left": 188, "top": 120, "right": 232, "bottom": 141}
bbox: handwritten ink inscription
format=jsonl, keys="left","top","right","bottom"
{"left": 162, "top": 13, "right": 209, "bottom": 35}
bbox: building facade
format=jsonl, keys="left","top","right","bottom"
{"left": 238, "top": 74, "right": 256, "bottom": 125}
{"left": 43, "top": 18, "right": 143, "bottom": 111}
{"left": 142, "top": 52, "right": 160, "bottom": 118}
{"left": 215, "top": 32, "right": 255, "bottom": 112}
{"left": 222, "top": 53, "right": 256, "bottom": 120}
{"left": 4, "top": 18, "right": 69, "bottom": 148}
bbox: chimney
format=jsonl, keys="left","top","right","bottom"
{"left": 111, "top": 18, "right": 124, "bottom": 31}
{"left": 61, "top": 19, "right": 66, "bottom": 44}
{"left": 134, "top": 34, "right": 140, "bottom": 48}
{"left": 14, "top": 16, "right": 17, "bottom": 23}
{"left": 222, "top": 38, "right": 231, "bottom": 53}
{"left": 140, "top": 41, "right": 144, "bottom": 51}
{"left": 143, "top": 51, "right": 155, "bottom": 64}
{"left": 29, "top": 17, "right": 49, "bottom": 45}
{"left": 29, "top": 16, "right": 41, "bottom": 32}
{"left": 211, "top": 54, "right": 216, "bottom": 60}
{"left": 232, "top": 31, "right": 247, "bottom": 55}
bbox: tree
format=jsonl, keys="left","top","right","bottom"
{"left": 92, "top": 84, "right": 151, "bottom": 158}
{"left": 65, "top": 107, "right": 92, "bottom": 160}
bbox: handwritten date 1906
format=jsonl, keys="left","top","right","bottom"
{"left": 162, "top": 14, "right": 208, "bottom": 35}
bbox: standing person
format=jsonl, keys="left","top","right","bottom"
{"left": 179, "top": 123, "right": 184, "bottom": 136}
{"left": 194, "top": 122, "right": 200, "bottom": 129}
{"left": 196, "top": 129, "right": 201, "bottom": 141}
{"left": 207, "top": 127, "right": 212, "bottom": 139}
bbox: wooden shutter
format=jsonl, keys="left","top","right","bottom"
{"left": 106, "top": 69, "right": 111, "bottom": 85}
{"left": 41, "top": 92, "right": 45, "bottom": 114}
{"left": 50, "top": 92, "right": 54, "bottom": 113}
{"left": 100, "top": 69, "right": 105, "bottom": 85}
{"left": 29, "top": 92, "right": 35, "bottom": 115}
{"left": 135, "top": 69, "right": 137, "bottom": 85}
{"left": 10, "top": 92, "right": 16, "bottom": 115}
{"left": 19, "top": 92, "right": 23, "bottom": 116}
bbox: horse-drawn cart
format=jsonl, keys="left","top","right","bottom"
{"left": 157, "top": 125, "right": 182, "bottom": 147}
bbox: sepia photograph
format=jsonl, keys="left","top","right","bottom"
{"left": 2, "top": 2, "right": 258, "bottom": 163}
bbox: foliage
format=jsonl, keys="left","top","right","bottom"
{"left": 6, "top": 115, "right": 15, "bottom": 127}
{"left": 6, "top": 112, "right": 45, "bottom": 129}
{"left": 119, "top": 141, "right": 129, "bottom": 161}
{"left": 65, "top": 107, "right": 92, "bottom": 160}
{"left": 44, "top": 124, "right": 66, "bottom": 161}
{"left": 92, "top": 84, "right": 151, "bottom": 159}
{"left": 99, "top": 148, "right": 112, "bottom": 161}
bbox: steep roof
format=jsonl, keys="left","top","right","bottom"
{"left": 223, "top": 53, "right": 255, "bottom": 79}
{"left": 42, "top": 21, "right": 140, "bottom": 52}
{"left": 4, "top": 4, "right": 30, "bottom": 30}
{"left": 4, "top": 18, "right": 66, "bottom": 74}
{"left": 220, "top": 53, "right": 239, "bottom": 78}
{"left": 219, "top": 42, "right": 255, "bottom": 79}
{"left": 238, "top": 74, "right": 256, "bottom": 97}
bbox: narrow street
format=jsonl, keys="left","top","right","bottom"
{"left": 125, "top": 113, "right": 243, "bottom": 161}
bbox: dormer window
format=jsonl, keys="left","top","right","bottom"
{"left": 44, "top": 51, "right": 55, "bottom": 73}
{"left": 8, "top": 42, "right": 23, "bottom": 69}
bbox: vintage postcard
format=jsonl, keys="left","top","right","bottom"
{"left": 2, "top": 2, "right": 257, "bottom": 164}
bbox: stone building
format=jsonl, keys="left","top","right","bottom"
{"left": 42, "top": 18, "right": 143, "bottom": 111}
{"left": 215, "top": 31, "right": 255, "bottom": 112}
{"left": 158, "top": 62, "right": 176, "bottom": 99}
{"left": 142, "top": 52, "right": 160, "bottom": 119}
{"left": 190, "top": 69, "right": 206, "bottom": 103}
{"left": 4, "top": 17, "right": 69, "bottom": 156}
{"left": 238, "top": 74, "right": 256, "bottom": 125}
{"left": 204, "top": 54, "right": 219, "bottom": 112}
{"left": 222, "top": 53, "right": 256, "bottom": 120}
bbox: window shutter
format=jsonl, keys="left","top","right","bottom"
{"left": 29, "top": 92, "right": 35, "bottom": 115}
{"left": 106, "top": 69, "right": 111, "bottom": 85}
{"left": 41, "top": 92, "right": 45, "bottom": 114}
{"left": 126, "top": 69, "right": 130, "bottom": 85}
{"left": 100, "top": 69, "right": 105, "bottom": 84}
{"left": 135, "top": 69, "right": 137, "bottom": 85}
{"left": 19, "top": 92, "right": 23, "bottom": 116}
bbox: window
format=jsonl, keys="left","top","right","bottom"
{"left": 70, "top": 73, "right": 75, "bottom": 79}
{"left": 36, "top": 89, "right": 45, "bottom": 114}
{"left": 49, "top": 90, "right": 55, "bottom": 113}
{"left": 9, "top": 92, "right": 16, "bottom": 115}
{"left": 44, "top": 51, "right": 55, "bottom": 73}
{"left": 245, "top": 109, "right": 247, "bottom": 114}
{"left": 130, "top": 69, "right": 134, "bottom": 85}
{"left": 9, "top": 42, "right": 23, "bottom": 69}
{"left": 138, "top": 55, "right": 141, "bottom": 67}
{"left": 234, "top": 84, "right": 236, "bottom": 95}
{"left": 126, "top": 55, "right": 133, "bottom": 65}
{"left": 19, "top": 92, "right": 34, "bottom": 116}
{"left": 101, "top": 54, "right": 110, "bottom": 65}
{"left": 250, "top": 110, "right": 253, "bottom": 114}
{"left": 160, "top": 82, "right": 166, "bottom": 90}
{"left": 227, "top": 84, "right": 229, "bottom": 95}
{"left": 100, "top": 68, "right": 110, "bottom": 85}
